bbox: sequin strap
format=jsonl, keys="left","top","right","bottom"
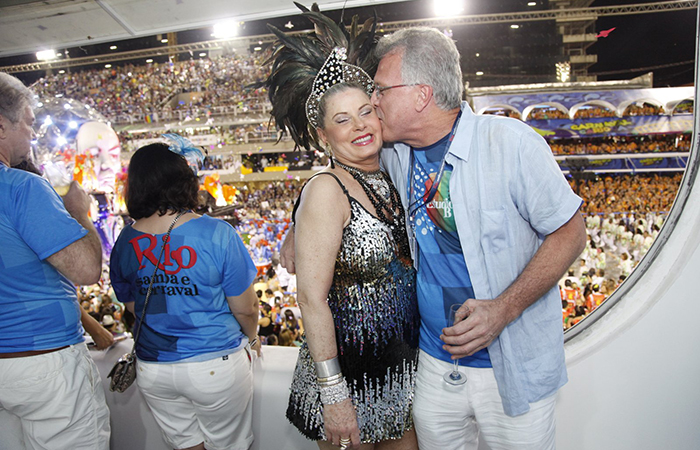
{"left": 291, "top": 172, "right": 351, "bottom": 225}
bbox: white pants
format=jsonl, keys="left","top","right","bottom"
{"left": 0, "top": 343, "right": 111, "bottom": 450}
{"left": 413, "top": 350, "right": 556, "bottom": 450}
{"left": 137, "top": 349, "right": 254, "bottom": 450}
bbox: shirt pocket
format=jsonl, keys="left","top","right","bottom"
{"left": 479, "top": 208, "right": 512, "bottom": 254}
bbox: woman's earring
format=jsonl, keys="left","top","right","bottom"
{"left": 324, "top": 143, "right": 335, "bottom": 168}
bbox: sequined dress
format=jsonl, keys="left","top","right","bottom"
{"left": 286, "top": 172, "right": 420, "bottom": 443}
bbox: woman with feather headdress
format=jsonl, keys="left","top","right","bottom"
{"left": 262, "top": 3, "right": 419, "bottom": 450}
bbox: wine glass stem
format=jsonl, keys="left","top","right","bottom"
{"left": 453, "top": 359, "right": 459, "bottom": 373}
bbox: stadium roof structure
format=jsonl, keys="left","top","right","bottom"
{"left": 0, "top": 0, "right": 411, "bottom": 59}
{"left": 1, "top": 0, "right": 696, "bottom": 88}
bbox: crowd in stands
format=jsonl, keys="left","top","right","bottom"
{"left": 228, "top": 180, "right": 301, "bottom": 263}
{"left": 482, "top": 108, "right": 522, "bottom": 119}
{"left": 674, "top": 100, "right": 694, "bottom": 115}
{"left": 118, "top": 121, "right": 290, "bottom": 153}
{"left": 231, "top": 180, "right": 301, "bottom": 221}
{"left": 576, "top": 173, "right": 682, "bottom": 214}
{"left": 241, "top": 151, "right": 325, "bottom": 172}
{"left": 528, "top": 107, "right": 570, "bottom": 120}
{"left": 550, "top": 133, "right": 691, "bottom": 155}
{"left": 31, "top": 54, "right": 692, "bottom": 142}
{"left": 122, "top": 130, "right": 690, "bottom": 177}
{"left": 485, "top": 102, "right": 682, "bottom": 122}
{"left": 561, "top": 210, "right": 663, "bottom": 329}
{"left": 573, "top": 106, "right": 618, "bottom": 119}
{"left": 78, "top": 284, "right": 130, "bottom": 335}
{"left": 253, "top": 271, "right": 303, "bottom": 347}
{"left": 624, "top": 103, "right": 665, "bottom": 116}
{"left": 31, "top": 53, "right": 270, "bottom": 124}
{"left": 559, "top": 172, "right": 681, "bottom": 327}
{"left": 203, "top": 154, "right": 237, "bottom": 171}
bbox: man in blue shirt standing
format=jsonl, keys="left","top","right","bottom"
{"left": 0, "top": 72, "right": 110, "bottom": 449}
{"left": 372, "top": 28, "right": 587, "bottom": 450}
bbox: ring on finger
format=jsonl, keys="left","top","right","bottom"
{"left": 339, "top": 437, "right": 351, "bottom": 449}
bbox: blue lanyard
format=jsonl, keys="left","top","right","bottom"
{"left": 407, "top": 110, "right": 462, "bottom": 220}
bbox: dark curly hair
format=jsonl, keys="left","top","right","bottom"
{"left": 125, "top": 143, "right": 199, "bottom": 219}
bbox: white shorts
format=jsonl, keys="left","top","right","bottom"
{"left": 413, "top": 350, "right": 557, "bottom": 450}
{"left": 137, "top": 349, "right": 254, "bottom": 450}
{"left": 0, "top": 343, "right": 111, "bottom": 450}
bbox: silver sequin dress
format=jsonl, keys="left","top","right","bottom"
{"left": 287, "top": 172, "right": 419, "bottom": 444}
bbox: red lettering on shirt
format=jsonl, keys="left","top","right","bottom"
{"left": 129, "top": 235, "right": 198, "bottom": 274}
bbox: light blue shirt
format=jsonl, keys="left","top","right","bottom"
{"left": 381, "top": 102, "right": 582, "bottom": 416}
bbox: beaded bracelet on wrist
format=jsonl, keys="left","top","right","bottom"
{"left": 319, "top": 378, "right": 350, "bottom": 405}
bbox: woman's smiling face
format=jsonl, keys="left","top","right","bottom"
{"left": 317, "top": 85, "right": 383, "bottom": 170}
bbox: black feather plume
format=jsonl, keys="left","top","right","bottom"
{"left": 260, "top": 2, "right": 378, "bottom": 150}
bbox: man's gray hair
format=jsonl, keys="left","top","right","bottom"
{"left": 0, "top": 72, "right": 36, "bottom": 123}
{"left": 376, "top": 27, "right": 463, "bottom": 110}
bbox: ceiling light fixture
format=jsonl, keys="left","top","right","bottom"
{"left": 36, "top": 50, "right": 57, "bottom": 61}
{"left": 433, "top": 0, "right": 464, "bottom": 17}
{"left": 213, "top": 20, "right": 239, "bottom": 39}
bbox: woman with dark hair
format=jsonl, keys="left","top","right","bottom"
{"left": 110, "top": 140, "right": 261, "bottom": 450}
{"left": 281, "top": 308, "right": 302, "bottom": 342}
{"left": 258, "top": 303, "right": 276, "bottom": 342}
{"left": 122, "top": 142, "right": 201, "bottom": 220}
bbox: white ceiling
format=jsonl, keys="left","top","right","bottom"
{"left": 0, "top": 0, "right": 407, "bottom": 58}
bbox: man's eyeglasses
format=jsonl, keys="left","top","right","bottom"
{"left": 372, "top": 83, "right": 418, "bottom": 99}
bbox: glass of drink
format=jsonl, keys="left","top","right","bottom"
{"left": 43, "top": 160, "right": 72, "bottom": 196}
{"left": 443, "top": 303, "right": 468, "bottom": 385}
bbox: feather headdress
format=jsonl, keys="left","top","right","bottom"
{"left": 262, "top": 2, "right": 378, "bottom": 150}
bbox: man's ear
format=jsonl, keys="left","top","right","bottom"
{"left": 0, "top": 115, "right": 8, "bottom": 140}
{"left": 415, "top": 84, "right": 434, "bottom": 112}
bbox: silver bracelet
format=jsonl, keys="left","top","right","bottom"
{"left": 314, "top": 357, "right": 341, "bottom": 379}
{"left": 318, "top": 373, "right": 344, "bottom": 386}
{"left": 319, "top": 377, "right": 350, "bottom": 405}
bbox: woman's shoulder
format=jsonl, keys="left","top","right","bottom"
{"left": 184, "top": 214, "right": 231, "bottom": 231}
{"left": 298, "top": 171, "right": 350, "bottom": 210}
{"left": 293, "top": 169, "right": 354, "bottom": 229}
{"left": 175, "top": 215, "right": 242, "bottom": 245}
{"left": 304, "top": 170, "right": 348, "bottom": 195}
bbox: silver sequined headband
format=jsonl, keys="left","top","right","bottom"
{"left": 305, "top": 47, "right": 374, "bottom": 129}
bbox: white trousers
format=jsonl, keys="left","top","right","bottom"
{"left": 413, "top": 350, "right": 557, "bottom": 450}
{"left": 0, "top": 343, "right": 111, "bottom": 450}
{"left": 137, "top": 349, "right": 254, "bottom": 450}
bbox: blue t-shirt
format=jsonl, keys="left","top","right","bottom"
{"left": 410, "top": 135, "right": 491, "bottom": 368}
{"left": 0, "top": 165, "right": 87, "bottom": 352}
{"left": 110, "top": 215, "right": 257, "bottom": 362}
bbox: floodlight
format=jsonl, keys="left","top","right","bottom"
{"left": 36, "top": 50, "right": 57, "bottom": 61}
{"left": 433, "top": 0, "right": 464, "bottom": 17}
{"left": 213, "top": 20, "right": 240, "bottom": 39}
